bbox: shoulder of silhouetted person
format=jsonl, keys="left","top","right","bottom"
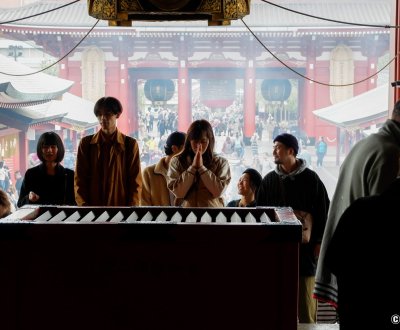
{"left": 0, "top": 189, "right": 11, "bottom": 218}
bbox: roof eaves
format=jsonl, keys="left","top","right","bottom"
{"left": 28, "top": 113, "right": 67, "bottom": 125}
{"left": 0, "top": 82, "right": 68, "bottom": 102}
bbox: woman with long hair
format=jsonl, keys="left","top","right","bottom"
{"left": 167, "top": 119, "right": 231, "bottom": 207}
{"left": 17, "top": 132, "right": 75, "bottom": 207}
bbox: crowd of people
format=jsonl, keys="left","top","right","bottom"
{"left": 1, "top": 95, "right": 399, "bottom": 326}
{"left": 0, "top": 95, "right": 328, "bottom": 325}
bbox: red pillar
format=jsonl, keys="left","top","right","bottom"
{"left": 118, "top": 56, "right": 130, "bottom": 135}
{"left": 303, "top": 58, "right": 317, "bottom": 138}
{"left": 129, "top": 78, "right": 139, "bottom": 136}
{"left": 178, "top": 61, "right": 191, "bottom": 132}
{"left": 243, "top": 61, "right": 256, "bottom": 139}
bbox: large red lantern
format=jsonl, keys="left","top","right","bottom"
{"left": 261, "top": 79, "right": 292, "bottom": 102}
{"left": 144, "top": 79, "right": 175, "bottom": 102}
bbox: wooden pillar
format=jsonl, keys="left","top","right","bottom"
{"left": 178, "top": 60, "right": 191, "bottom": 132}
{"left": 243, "top": 60, "right": 256, "bottom": 139}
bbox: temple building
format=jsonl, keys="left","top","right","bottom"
{"left": 0, "top": 53, "right": 96, "bottom": 173}
{"left": 0, "top": 0, "right": 392, "bottom": 170}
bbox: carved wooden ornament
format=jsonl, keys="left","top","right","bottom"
{"left": 88, "top": 0, "right": 251, "bottom": 26}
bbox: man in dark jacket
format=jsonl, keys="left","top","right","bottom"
{"left": 326, "top": 178, "right": 400, "bottom": 329}
{"left": 315, "top": 100, "right": 400, "bottom": 309}
{"left": 257, "top": 133, "right": 330, "bottom": 324}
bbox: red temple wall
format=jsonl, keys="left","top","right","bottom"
{"left": 105, "top": 61, "right": 130, "bottom": 134}
{"left": 67, "top": 61, "right": 83, "bottom": 97}
{"left": 305, "top": 58, "right": 378, "bottom": 144}
{"left": 354, "top": 62, "right": 378, "bottom": 95}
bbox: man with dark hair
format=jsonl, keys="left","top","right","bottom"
{"left": 314, "top": 100, "right": 400, "bottom": 310}
{"left": 75, "top": 96, "right": 142, "bottom": 206}
{"left": 141, "top": 131, "right": 186, "bottom": 206}
{"left": 256, "top": 133, "right": 330, "bottom": 324}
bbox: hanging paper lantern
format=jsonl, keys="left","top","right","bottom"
{"left": 261, "top": 79, "right": 292, "bottom": 102}
{"left": 200, "top": 79, "right": 235, "bottom": 108}
{"left": 144, "top": 79, "right": 175, "bottom": 102}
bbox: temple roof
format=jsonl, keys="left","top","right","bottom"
{"left": 313, "top": 84, "right": 388, "bottom": 129}
{"left": 0, "top": 102, "right": 66, "bottom": 127}
{"left": 0, "top": 54, "right": 73, "bottom": 101}
{"left": 0, "top": 0, "right": 391, "bottom": 30}
{"left": 0, "top": 53, "right": 95, "bottom": 130}
{"left": 0, "top": 92, "right": 96, "bottom": 129}
{"left": 46, "top": 92, "right": 97, "bottom": 129}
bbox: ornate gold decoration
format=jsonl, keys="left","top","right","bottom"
{"left": 120, "top": 0, "right": 142, "bottom": 12}
{"left": 88, "top": 0, "right": 117, "bottom": 20}
{"left": 223, "top": 0, "right": 250, "bottom": 19}
{"left": 198, "top": 0, "right": 221, "bottom": 12}
{"left": 237, "top": 0, "right": 249, "bottom": 14}
{"left": 88, "top": 0, "right": 250, "bottom": 26}
{"left": 224, "top": 0, "right": 237, "bottom": 19}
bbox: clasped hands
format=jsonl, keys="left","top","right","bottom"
{"left": 192, "top": 143, "right": 203, "bottom": 169}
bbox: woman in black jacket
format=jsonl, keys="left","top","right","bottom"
{"left": 17, "top": 132, "right": 75, "bottom": 207}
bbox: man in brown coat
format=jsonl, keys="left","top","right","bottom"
{"left": 74, "top": 96, "right": 142, "bottom": 206}
{"left": 141, "top": 131, "right": 186, "bottom": 206}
